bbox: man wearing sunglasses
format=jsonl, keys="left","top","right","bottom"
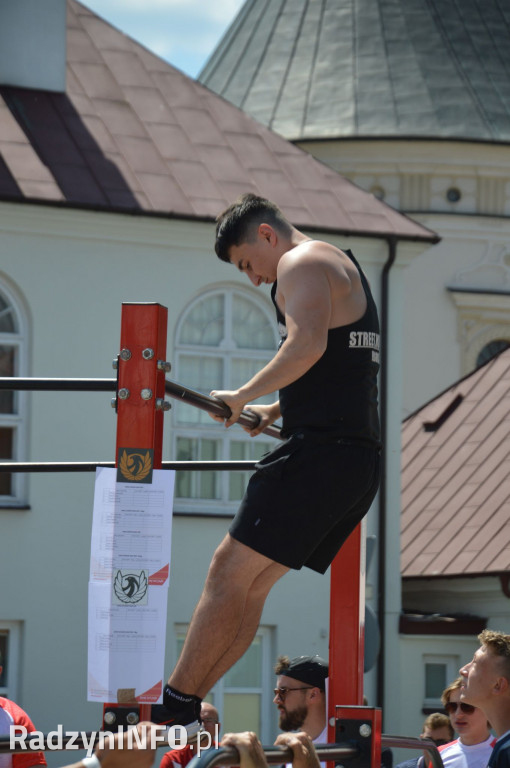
{"left": 460, "top": 630, "right": 510, "bottom": 768}
{"left": 273, "top": 655, "right": 328, "bottom": 755}
{"left": 424, "top": 677, "right": 496, "bottom": 768}
{"left": 396, "top": 713, "right": 453, "bottom": 768}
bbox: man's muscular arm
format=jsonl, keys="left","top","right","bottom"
{"left": 212, "top": 247, "right": 349, "bottom": 426}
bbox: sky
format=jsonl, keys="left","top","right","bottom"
{"left": 80, "top": 0, "right": 246, "bottom": 79}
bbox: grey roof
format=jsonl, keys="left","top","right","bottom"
{"left": 199, "top": 0, "right": 510, "bottom": 143}
{"left": 0, "top": 0, "right": 437, "bottom": 242}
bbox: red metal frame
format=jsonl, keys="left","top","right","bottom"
{"left": 328, "top": 522, "right": 365, "bottom": 741}
{"left": 116, "top": 303, "right": 168, "bottom": 467}
{"left": 335, "top": 705, "right": 382, "bottom": 768}
{"left": 103, "top": 302, "right": 168, "bottom": 727}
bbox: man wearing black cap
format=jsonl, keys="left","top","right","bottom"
{"left": 274, "top": 655, "right": 328, "bottom": 750}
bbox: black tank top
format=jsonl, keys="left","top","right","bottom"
{"left": 271, "top": 249, "right": 381, "bottom": 445}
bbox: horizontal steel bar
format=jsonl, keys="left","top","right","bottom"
{"left": 382, "top": 735, "right": 444, "bottom": 768}
{"left": 1, "top": 733, "right": 442, "bottom": 768}
{"left": 188, "top": 743, "right": 358, "bottom": 768}
{"left": 0, "top": 461, "right": 258, "bottom": 473}
{"left": 164, "top": 379, "right": 282, "bottom": 440}
{"left": 0, "top": 377, "right": 116, "bottom": 391}
{"left": 0, "top": 735, "right": 357, "bottom": 761}
{"left": 0, "top": 377, "right": 282, "bottom": 440}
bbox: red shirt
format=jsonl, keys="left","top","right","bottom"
{"left": 0, "top": 697, "right": 47, "bottom": 768}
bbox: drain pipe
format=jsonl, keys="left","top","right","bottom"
{"left": 376, "top": 235, "right": 398, "bottom": 718}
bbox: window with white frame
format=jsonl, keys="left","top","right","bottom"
{"left": 423, "top": 654, "right": 460, "bottom": 709}
{"left": 0, "top": 284, "right": 28, "bottom": 507}
{"left": 175, "top": 625, "right": 274, "bottom": 741}
{"left": 172, "top": 288, "right": 279, "bottom": 512}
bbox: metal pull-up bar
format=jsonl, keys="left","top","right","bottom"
{"left": 0, "top": 378, "right": 281, "bottom": 440}
{"left": 0, "top": 737, "right": 357, "bottom": 761}
{"left": 0, "top": 733, "right": 444, "bottom": 768}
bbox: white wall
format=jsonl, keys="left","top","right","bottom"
{"left": 402, "top": 214, "right": 510, "bottom": 415}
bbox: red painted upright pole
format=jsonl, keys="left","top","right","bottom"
{"left": 104, "top": 302, "right": 169, "bottom": 727}
{"left": 115, "top": 302, "right": 169, "bottom": 469}
{"left": 327, "top": 521, "right": 365, "bottom": 741}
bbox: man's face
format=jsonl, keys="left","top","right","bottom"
{"left": 460, "top": 644, "right": 500, "bottom": 708}
{"left": 228, "top": 226, "right": 278, "bottom": 287}
{"left": 200, "top": 703, "right": 219, "bottom": 738}
{"left": 273, "top": 674, "right": 311, "bottom": 731}
{"left": 445, "top": 688, "right": 489, "bottom": 743}
{"left": 420, "top": 725, "right": 452, "bottom": 760}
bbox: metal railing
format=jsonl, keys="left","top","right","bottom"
{"left": 187, "top": 743, "right": 359, "bottom": 768}
{"left": 0, "top": 376, "right": 281, "bottom": 440}
{"left": 0, "top": 732, "right": 444, "bottom": 768}
{"left": 382, "top": 735, "right": 444, "bottom": 768}
{"left": 0, "top": 376, "right": 282, "bottom": 474}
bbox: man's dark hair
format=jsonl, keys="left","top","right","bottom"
{"left": 274, "top": 655, "right": 291, "bottom": 675}
{"left": 215, "top": 193, "right": 292, "bottom": 263}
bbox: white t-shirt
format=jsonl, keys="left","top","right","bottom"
{"left": 437, "top": 735, "right": 496, "bottom": 768}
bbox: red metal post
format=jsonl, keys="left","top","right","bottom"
{"left": 103, "top": 302, "right": 169, "bottom": 727}
{"left": 334, "top": 705, "right": 381, "bottom": 768}
{"left": 115, "top": 303, "right": 168, "bottom": 468}
{"left": 328, "top": 521, "right": 365, "bottom": 741}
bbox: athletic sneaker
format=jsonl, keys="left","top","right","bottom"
{"left": 150, "top": 684, "right": 202, "bottom": 737}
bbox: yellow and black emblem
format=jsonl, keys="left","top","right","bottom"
{"left": 117, "top": 448, "right": 154, "bottom": 484}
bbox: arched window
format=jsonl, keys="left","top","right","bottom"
{"left": 0, "top": 282, "right": 28, "bottom": 506}
{"left": 476, "top": 339, "right": 509, "bottom": 368}
{"left": 172, "top": 288, "right": 278, "bottom": 511}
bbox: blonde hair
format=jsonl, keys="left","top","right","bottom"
{"left": 441, "top": 676, "right": 462, "bottom": 706}
{"left": 479, "top": 629, "right": 510, "bottom": 678}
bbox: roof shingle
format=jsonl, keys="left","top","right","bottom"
{"left": 401, "top": 348, "right": 510, "bottom": 578}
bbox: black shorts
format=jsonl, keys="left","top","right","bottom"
{"left": 229, "top": 432, "right": 381, "bottom": 574}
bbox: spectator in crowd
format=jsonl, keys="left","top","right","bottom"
{"left": 460, "top": 630, "right": 510, "bottom": 768}
{"left": 160, "top": 703, "right": 220, "bottom": 768}
{"left": 0, "top": 650, "right": 46, "bottom": 768}
{"left": 274, "top": 655, "right": 328, "bottom": 745}
{"left": 395, "top": 713, "right": 453, "bottom": 768}
{"left": 432, "top": 676, "right": 495, "bottom": 768}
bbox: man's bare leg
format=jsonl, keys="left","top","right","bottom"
{"left": 169, "top": 534, "right": 288, "bottom": 695}
{"left": 195, "top": 560, "right": 288, "bottom": 697}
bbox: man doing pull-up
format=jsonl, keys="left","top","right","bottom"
{"left": 152, "top": 194, "right": 381, "bottom": 733}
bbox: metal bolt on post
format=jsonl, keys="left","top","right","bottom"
{"left": 142, "top": 348, "right": 154, "bottom": 360}
{"left": 118, "top": 388, "right": 130, "bottom": 400}
{"left": 140, "top": 388, "right": 153, "bottom": 400}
